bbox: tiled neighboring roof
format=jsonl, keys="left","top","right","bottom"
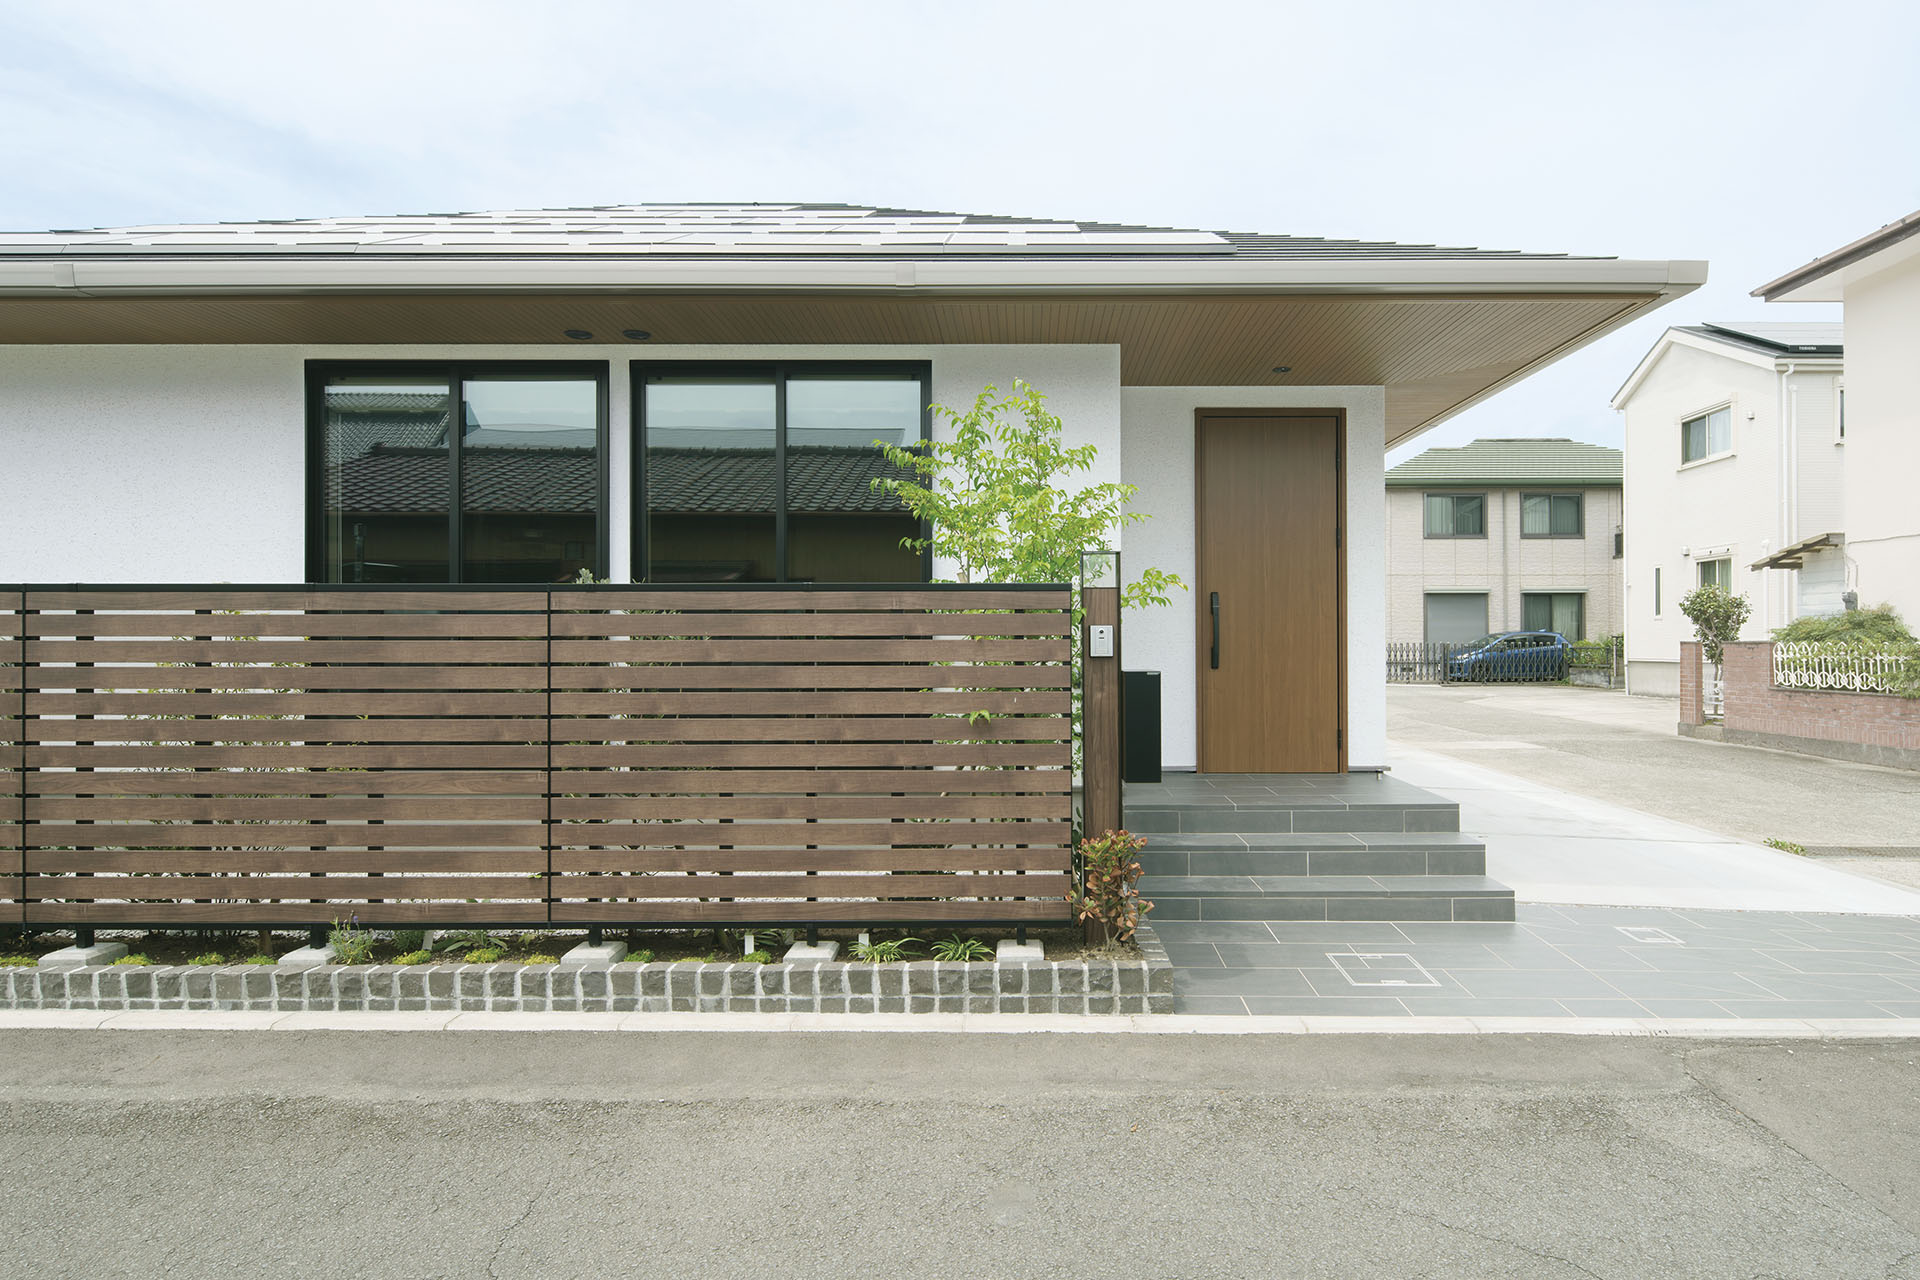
{"left": 1680, "top": 321, "right": 1843, "bottom": 357}
{"left": 331, "top": 445, "right": 913, "bottom": 516}
{"left": 1386, "top": 438, "right": 1622, "bottom": 487}
{"left": 1, "top": 202, "right": 1589, "bottom": 262}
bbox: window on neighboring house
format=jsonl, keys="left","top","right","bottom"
{"left": 1521, "top": 492, "right": 1583, "bottom": 537}
{"left": 635, "top": 363, "right": 930, "bottom": 582}
{"left": 1681, "top": 406, "right": 1733, "bottom": 464}
{"left": 309, "top": 363, "right": 608, "bottom": 583}
{"left": 1653, "top": 566, "right": 1662, "bottom": 617}
{"left": 1521, "top": 592, "right": 1585, "bottom": 640}
{"left": 1423, "top": 493, "right": 1485, "bottom": 538}
{"left": 1698, "top": 558, "right": 1732, "bottom": 591}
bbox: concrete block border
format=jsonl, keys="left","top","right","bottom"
{"left": 0, "top": 925, "right": 1173, "bottom": 1017}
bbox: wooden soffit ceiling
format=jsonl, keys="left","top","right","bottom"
{"left": 0, "top": 290, "right": 1652, "bottom": 441}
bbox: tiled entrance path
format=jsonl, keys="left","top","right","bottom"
{"left": 1158, "top": 904, "right": 1920, "bottom": 1018}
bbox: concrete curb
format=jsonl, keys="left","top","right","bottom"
{"left": 2, "top": 1008, "right": 1918, "bottom": 1038}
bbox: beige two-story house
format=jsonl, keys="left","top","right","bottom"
{"left": 1386, "top": 438, "right": 1624, "bottom": 645}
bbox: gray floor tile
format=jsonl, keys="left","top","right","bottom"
{"left": 1743, "top": 973, "right": 1920, "bottom": 1001}
{"left": 1376, "top": 945, "right": 1512, "bottom": 970}
{"left": 1600, "top": 973, "right": 1781, "bottom": 1001}
{"left": 1870, "top": 1001, "right": 1920, "bottom": 1017}
{"left": 1160, "top": 942, "right": 1224, "bottom": 968}
{"left": 1635, "top": 999, "right": 1736, "bottom": 1018}
{"left": 1260, "top": 923, "right": 1411, "bottom": 944}
{"left": 1716, "top": 1000, "right": 1902, "bottom": 1019}
{"left": 1170, "top": 994, "right": 1249, "bottom": 1016}
{"left": 1392, "top": 923, "right": 1524, "bottom": 942}
{"left": 1242, "top": 996, "right": 1412, "bottom": 1017}
{"left": 1451, "top": 970, "right": 1622, "bottom": 999}
{"left": 1149, "top": 921, "right": 1284, "bottom": 944}
{"left": 1210, "top": 942, "right": 1366, "bottom": 969}
{"left": 1175, "top": 968, "right": 1318, "bottom": 997}
{"left": 1556, "top": 999, "right": 1652, "bottom": 1017}
{"left": 1398, "top": 997, "right": 1574, "bottom": 1017}
{"left": 1630, "top": 948, "right": 1804, "bottom": 975}
{"left": 1768, "top": 950, "right": 1920, "bottom": 974}
{"left": 1302, "top": 967, "right": 1449, "bottom": 998}
{"left": 1533, "top": 947, "right": 1657, "bottom": 972}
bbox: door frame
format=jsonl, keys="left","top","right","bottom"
{"left": 1193, "top": 408, "right": 1348, "bottom": 773}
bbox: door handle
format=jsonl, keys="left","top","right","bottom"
{"left": 1209, "top": 592, "right": 1220, "bottom": 670}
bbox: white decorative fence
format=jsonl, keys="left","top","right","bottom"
{"left": 1773, "top": 641, "right": 1912, "bottom": 694}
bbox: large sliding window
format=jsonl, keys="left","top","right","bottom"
{"left": 308, "top": 364, "right": 608, "bottom": 583}
{"left": 635, "top": 363, "right": 930, "bottom": 583}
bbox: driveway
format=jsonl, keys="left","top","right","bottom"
{"left": 3, "top": 1028, "right": 1918, "bottom": 1279}
{"left": 1389, "top": 683, "right": 1920, "bottom": 896}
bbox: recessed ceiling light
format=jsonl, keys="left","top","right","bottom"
{"left": 622, "top": 329, "right": 653, "bottom": 341}
{"left": 564, "top": 329, "right": 594, "bottom": 341}
{"left": 1271, "top": 365, "right": 1292, "bottom": 374}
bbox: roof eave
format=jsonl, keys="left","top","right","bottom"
{"left": 1755, "top": 209, "right": 1920, "bottom": 302}
{"left": 0, "top": 253, "right": 1708, "bottom": 298}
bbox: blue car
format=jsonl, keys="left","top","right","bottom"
{"left": 1446, "top": 631, "right": 1571, "bottom": 682}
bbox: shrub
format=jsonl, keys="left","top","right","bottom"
{"left": 850, "top": 936, "right": 919, "bottom": 963}
{"left": 112, "top": 954, "right": 152, "bottom": 966}
{"left": 464, "top": 947, "right": 505, "bottom": 964}
{"left": 525, "top": 953, "right": 560, "bottom": 965}
{"left": 0, "top": 955, "right": 36, "bottom": 967}
{"left": 244, "top": 955, "right": 276, "bottom": 965}
{"left": 389, "top": 929, "right": 427, "bottom": 953}
{"left": 328, "top": 919, "right": 377, "bottom": 966}
{"left": 187, "top": 951, "right": 227, "bottom": 966}
{"left": 628, "top": 948, "right": 655, "bottom": 964}
{"left": 929, "top": 935, "right": 993, "bottom": 962}
{"left": 739, "top": 950, "right": 772, "bottom": 965}
{"left": 393, "top": 950, "right": 433, "bottom": 966}
{"left": 1678, "top": 584, "right": 1752, "bottom": 668}
{"left": 1773, "top": 604, "right": 1914, "bottom": 645}
{"left": 1070, "top": 829, "right": 1154, "bottom": 947}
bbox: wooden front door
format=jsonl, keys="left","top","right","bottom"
{"left": 1195, "top": 412, "right": 1344, "bottom": 772}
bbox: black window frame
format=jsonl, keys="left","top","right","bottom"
{"left": 306, "top": 361, "right": 611, "bottom": 585}
{"left": 631, "top": 360, "right": 934, "bottom": 583}
{"left": 1422, "top": 491, "right": 1487, "bottom": 539}
{"left": 1519, "top": 491, "right": 1584, "bottom": 539}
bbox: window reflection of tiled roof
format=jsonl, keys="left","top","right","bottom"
{"left": 331, "top": 445, "right": 913, "bottom": 516}
{"left": 647, "top": 447, "right": 915, "bottom": 515}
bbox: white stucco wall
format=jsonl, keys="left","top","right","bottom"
{"left": 1384, "top": 484, "right": 1624, "bottom": 642}
{"left": 1617, "top": 338, "right": 1842, "bottom": 693}
{"left": 1120, "top": 386, "right": 1388, "bottom": 772}
{"left": 1841, "top": 252, "right": 1920, "bottom": 623}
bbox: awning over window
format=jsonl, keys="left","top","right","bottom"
{"left": 1750, "top": 532, "right": 1844, "bottom": 571}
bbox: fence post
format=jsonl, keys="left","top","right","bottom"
{"left": 1080, "top": 550, "right": 1122, "bottom": 841}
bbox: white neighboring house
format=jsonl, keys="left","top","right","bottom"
{"left": 1385, "top": 438, "right": 1623, "bottom": 645}
{"left": 1612, "top": 322, "right": 1844, "bottom": 697}
{"left": 1758, "top": 210, "right": 1920, "bottom": 628}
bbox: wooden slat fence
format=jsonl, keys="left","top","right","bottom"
{"left": 8, "top": 584, "right": 1073, "bottom": 929}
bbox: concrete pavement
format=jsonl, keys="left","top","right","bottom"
{"left": 1389, "top": 683, "right": 1920, "bottom": 905}
{"left": 2, "top": 1029, "right": 1917, "bottom": 1279}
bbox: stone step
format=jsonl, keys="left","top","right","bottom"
{"left": 1140, "top": 874, "right": 1515, "bottom": 924}
{"left": 1136, "top": 831, "right": 1487, "bottom": 879}
{"left": 1125, "top": 799, "right": 1460, "bottom": 836}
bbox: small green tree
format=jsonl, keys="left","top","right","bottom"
{"left": 1677, "top": 583, "right": 1751, "bottom": 668}
{"left": 871, "top": 380, "right": 1183, "bottom": 608}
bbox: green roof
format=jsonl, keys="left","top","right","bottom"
{"left": 1386, "top": 438, "right": 1621, "bottom": 487}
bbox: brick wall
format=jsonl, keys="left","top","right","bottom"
{"left": 1705, "top": 640, "right": 1920, "bottom": 770}
{"left": 1679, "top": 641, "right": 1703, "bottom": 726}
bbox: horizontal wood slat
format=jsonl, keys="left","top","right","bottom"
{"left": 543, "top": 874, "right": 1069, "bottom": 900}
{"left": 549, "top": 612, "right": 1071, "bottom": 638}
{"left": 22, "top": 875, "right": 548, "bottom": 901}
{"left": 548, "top": 664, "right": 1072, "bottom": 691}
{"left": 10, "top": 584, "right": 1076, "bottom": 928}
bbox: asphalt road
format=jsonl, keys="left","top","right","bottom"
{"left": 4, "top": 1029, "right": 1918, "bottom": 1279}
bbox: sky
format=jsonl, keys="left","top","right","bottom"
{"left": 4, "top": 0, "right": 1916, "bottom": 464}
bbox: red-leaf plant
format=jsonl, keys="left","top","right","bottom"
{"left": 1068, "top": 829, "right": 1154, "bottom": 948}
